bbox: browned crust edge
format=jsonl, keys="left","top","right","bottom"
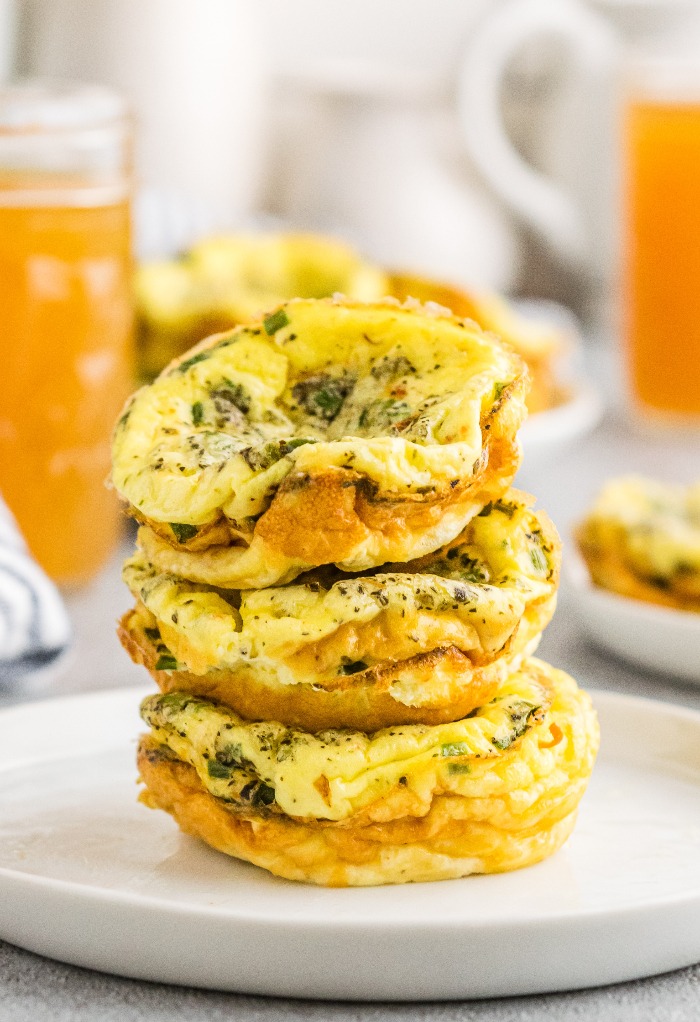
{"left": 119, "top": 615, "right": 509, "bottom": 730}
{"left": 136, "top": 736, "right": 580, "bottom": 887}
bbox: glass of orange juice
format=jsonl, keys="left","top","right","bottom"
{"left": 0, "top": 82, "right": 134, "bottom": 586}
{"left": 623, "top": 59, "right": 700, "bottom": 419}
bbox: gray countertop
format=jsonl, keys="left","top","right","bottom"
{"left": 2, "top": 389, "right": 700, "bottom": 1020}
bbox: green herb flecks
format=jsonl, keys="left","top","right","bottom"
{"left": 529, "top": 543, "right": 548, "bottom": 574}
{"left": 292, "top": 372, "right": 355, "bottom": 423}
{"left": 370, "top": 354, "right": 416, "bottom": 382}
{"left": 494, "top": 499, "right": 516, "bottom": 518}
{"left": 217, "top": 741, "right": 244, "bottom": 766}
{"left": 448, "top": 762, "right": 472, "bottom": 775}
{"left": 491, "top": 734, "right": 513, "bottom": 751}
{"left": 263, "top": 308, "right": 290, "bottom": 335}
{"left": 491, "top": 700, "right": 540, "bottom": 751}
{"left": 207, "top": 759, "right": 234, "bottom": 779}
{"left": 239, "top": 779, "right": 276, "bottom": 807}
{"left": 428, "top": 550, "right": 488, "bottom": 586}
{"left": 478, "top": 499, "right": 516, "bottom": 520}
{"left": 155, "top": 653, "right": 179, "bottom": 671}
{"left": 170, "top": 522, "right": 199, "bottom": 543}
{"left": 191, "top": 401, "right": 204, "bottom": 426}
{"left": 210, "top": 380, "right": 251, "bottom": 424}
{"left": 253, "top": 782, "right": 276, "bottom": 807}
{"left": 177, "top": 351, "right": 210, "bottom": 373}
{"left": 441, "top": 741, "right": 471, "bottom": 758}
{"left": 315, "top": 388, "right": 346, "bottom": 418}
{"left": 242, "top": 437, "right": 316, "bottom": 472}
{"left": 358, "top": 398, "right": 411, "bottom": 431}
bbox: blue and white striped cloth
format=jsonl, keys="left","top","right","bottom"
{"left": 0, "top": 497, "right": 71, "bottom": 684}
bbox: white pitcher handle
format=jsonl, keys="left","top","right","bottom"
{"left": 457, "top": 0, "right": 617, "bottom": 268}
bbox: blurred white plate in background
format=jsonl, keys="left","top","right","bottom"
{"left": 569, "top": 549, "right": 700, "bottom": 683}
{"left": 517, "top": 299, "right": 603, "bottom": 463}
{"left": 521, "top": 381, "right": 603, "bottom": 461}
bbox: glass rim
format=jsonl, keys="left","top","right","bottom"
{"left": 0, "top": 79, "right": 129, "bottom": 135}
{"left": 624, "top": 52, "right": 700, "bottom": 101}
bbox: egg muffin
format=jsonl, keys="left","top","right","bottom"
{"left": 113, "top": 297, "right": 528, "bottom": 589}
{"left": 577, "top": 475, "right": 700, "bottom": 612}
{"left": 119, "top": 490, "right": 560, "bottom": 731}
{"left": 389, "top": 273, "right": 565, "bottom": 414}
{"left": 136, "top": 233, "right": 391, "bottom": 380}
{"left": 136, "top": 657, "right": 598, "bottom": 887}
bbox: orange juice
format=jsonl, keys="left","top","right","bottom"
{"left": 0, "top": 188, "right": 133, "bottom": 585}
{"left": 623, "top": 99, "right": 700, "bottom": 416}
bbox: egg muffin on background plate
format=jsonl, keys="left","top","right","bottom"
{"left": 577, "top": 475, "right": 700, "bottom": 612}
{"left": 572, "top": 475, "right": 700, "bottom": 682}
{"left": 135, "top": 232, "right": 566, "bottom": 418}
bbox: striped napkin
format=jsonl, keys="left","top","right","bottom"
{"left": 0, "top": 497, "right": 71, "bottom": 684}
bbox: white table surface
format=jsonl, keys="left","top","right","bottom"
{"left": 2, "top": 355, "right": 700, "bottom": 1020}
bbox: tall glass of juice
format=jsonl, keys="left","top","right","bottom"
{"left": 623, "top": 59, "right": 700, "bottom": 419}
{"left": 0, "top": 82, "right": 133, "bottom": 585}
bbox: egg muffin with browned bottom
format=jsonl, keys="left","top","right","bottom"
{"left": 137, "top": 658, "right": 598, "bottom": 887}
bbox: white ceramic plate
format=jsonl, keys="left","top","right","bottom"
{"left": 569, "top": 551, "right": 700, "bottom": 683}
{"left": 1, "top": 686, "right": 700, "bottom": 1000}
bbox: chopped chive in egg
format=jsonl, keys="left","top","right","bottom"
{"left": 253, "top": 782, "right": 276, "bottom": 806}
{"left": 155, "top": 653, "right": 179, "bottom": 671}
{"left": 170, "top": 522, "right": 199, "bottom": 543}
{"left": 177, "top": 351, "right": 210, "bottom": 373}
{"left": 315, "top": 388, "right": 345, "bottom": 417}
{"left": 263, "top": 309, "right": 289, "bottom": 335}
{"left": 191, "top": 401, "right": 204, "bottom": 426}
{"left": 441, "top": 741, "right": 470, "bottom": 757}
{"left": 492, "top": 734, "right": 514, "bottom": 751}
{"left": 492, "top": 499, "right": 516, "bottom": 518}
{"left": 529, "top": 545, "right": 548, "bottom": 573}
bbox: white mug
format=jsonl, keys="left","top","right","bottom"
{"left": 271, "top": 63, "right": 521, "bottom": 293}
{"left": 258, "top": 0, "right": 524, "bottom": 292}
{"left": 458, "top": 0, "right": 700, "bottom": 297}
{"left": 458, "top": 0, "right": 619, "bottom": 282}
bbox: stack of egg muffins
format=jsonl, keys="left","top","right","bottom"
{"left": 113, "top": 296, "right": 599, "bottom": 887}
